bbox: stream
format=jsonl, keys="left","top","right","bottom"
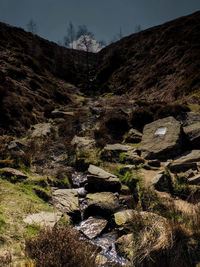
{"left": 71, "top": 172, "right": 128, "bottom": 266}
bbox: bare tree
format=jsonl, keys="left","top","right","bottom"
{"left": 26, "top": 19, "right": 37, "bottom": 34}
{"left": 76, "top": 25, "right": 94, "bottom": 39}
{"left": 64, "top": 21, "right": 76, "bottom": 48}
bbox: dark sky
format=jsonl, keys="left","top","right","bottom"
{"left": 0, "top": 0, "right": 199, "bottom": 44}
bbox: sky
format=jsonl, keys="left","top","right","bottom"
{"left": 0, "top": 0, "right": 199, "bottom": 44}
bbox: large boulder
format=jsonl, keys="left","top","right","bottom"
{"left": 85, "top": 165, "right": 121, "bottom": 193}
{"left": 169, "top": 150, "right": 200, "bottom": 172}
{"left": 78, "top": 216, "right": 108, "bottom": 239}
{"left": 141, "top": 116, "right": 182, "bottom": 159}
{"left": 52, "top": 189, "right": 80, "bottom": 222}
{"left": 84, "top": 192, "right": 120, "bottom": 219}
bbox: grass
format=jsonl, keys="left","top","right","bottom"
{"left": 0, "top": 177, "right": 56, "bottom": 264}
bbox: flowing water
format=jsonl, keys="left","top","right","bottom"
{"left": 71, "top": 172, "right": 128, "bottom": 266}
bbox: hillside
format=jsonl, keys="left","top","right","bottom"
{"left": 96, "top": 11, "right": 200, "bottom": 102}
{"left": 0, "top": 22, "right": 97, "bottom": 135}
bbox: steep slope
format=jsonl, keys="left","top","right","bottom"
{"left": 96, "top": 11, "right": 200, "bottom": 102}
{"left": 0, "top": 22, "right": 96, "bottom": 135}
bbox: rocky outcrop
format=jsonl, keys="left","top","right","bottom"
{"left": 169, "top": 150, "right": 200, "bottom": 172}
{"left": 141, "top": 117, "right": 182, "bottom": 159}
{"left": 85, "top": 165, "right": 121, "bottom": 193}
{"left": 52, "top": 189, "right": 80, "bottom": 222}
{"left": 84, "top": 192, "right": 120, "bottom": 218}
{"left": 78, "top": 216, "right": 108, "bottom": 239}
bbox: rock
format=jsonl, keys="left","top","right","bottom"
{"left": 141, "top": 116, "right": 182, "bottom": 160}
{"left": 170, "top": 150, "right": 200, "bottom": 172}
{"left": 177, "top": 112, "right": 200, "bottom": 127}
{"left": 115, "top": 233, "right": 134, "bottom": 260}
{"left": 71, "top": 136, "right": 95, "bottom": 149}
{"left": 23, "top": 211, "right": 62, "bottom": 227}
{"left": 88, "top": 165, "right": 116, "bottom": 179}
{"left": 148, "top": 159, "right": 161, "bottom": 167}
{"left": 188, "top": 174, "right": 200, "bottom": 185}
{"left": 51, "top": 109, "right": 74, "bottom": 118}
{"left": 151, "top": 170, "right": 172, "bottom": 192}
{"left": 52, "top": 189, "right": 81, "bottom": 222}
{"left": 84, "top": 192, "right": 120, "bottom": 219}
{"left": 0, "top": 168, "right": 27, "bottom": 182}
{"left": 7, "top": 140, "right": 27, "bottom": 152}
{"left": 182, "top": 169, "right": 195, "bottom": 179}
{"left": 183, "top": 123, "right": 200, "bottom": 148}
{"left": 124, "top": 128, "right": 142, "bottom": 143}
{"left": 85, "top": 165, "right": 121, "bottom": 193}
{"left": 79, "top": 216, "right": 108, "bottom": 239}
{"left": 101, "top": 144, "right": 136, "bottom": 162}
{"left": 120, "top": 184, "right": 131, "bottom": 195}
{"left": 29, "top": 123, "right": 53, "bottom": 138}
{"left": 119, "top": 195, "right": 136, "bottom": 209}
{"left": 95, "top": 254, "right": 108, "bottom": 266}
{"left": 104, "top": 144, "right": 134, "bottom": 152}
{"left": 114, "top": 209, "right": 135, "bottom": 226}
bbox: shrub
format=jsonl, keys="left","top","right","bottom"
{"left": 94, "top": 112, "right": 129, "bottom": 146}
{"left": 130, "top": 107, "right": 153, "bottom": 131}
{"left": 25, "top": 227, "right": 97, "bottom": 267}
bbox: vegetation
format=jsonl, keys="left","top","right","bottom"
{"left": 25, "top": 227, "right": 97, "bottom": 267}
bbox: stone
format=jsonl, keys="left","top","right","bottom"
{"left": 71, "top": 136, "right": 95, "bottom": 149}
{"left": 124, "top": 128, "right": 142, "bottom": 143}
{"left": 148, "top": 159, "right": 161, "bottom": 167}
{"left": 120, "top": 184, "right": 131, "bottom": 195}
{"left": 52, "top": 189, "right": 80, "bottom": 222}
{"left": 85, "top": 165, "right": 121, "bottom": 193}
{"left": 104, "top": 144, "right": 134, "bottom": 152}
{"left": 101, "top": 144, "right": 136, "bottom": 162}
{"left": 188, "top": 174, "right": 200, "bottom": 185}
{"left": 84, "top": 192, "right": 120, "bottom": 219}
{"left": 151, "top": 171, "right": 172, "bottom": 192}
{"left": 141, "top": 116, "right": 182, "bottom": 160}
{"left": 7, "top": 140, "right": 27, "bottom": 152}
{"left": 177, "top": 112, "right": 200, "bottom": 127}
{"left": 88, "top": 165, "right": 116, "bottom": 179}
{"left": 115, "top": 233, "right": 134, "bottom": 260}
{"left": 0, "top": 168, "right": 27, "bottom": 182}
{"left": 29, "top": 123, "right": 53, "bottom": 138}
{"left": 78, "top": 216, "right": 108, "bottom": 239}
{"left": 95, "top": 254, "right": 108, "bottom": 266}
{"left": 183, "top": 123, "right": 200, "bottom": 148}
{"left": 114, "top": 209, "right": 135, "bottom": 226}
{"left": 23, "top": 212, "right": 62, "bottom": 227}
{"left": 51, "top": 109, "right": 74, "bottom": 118}
{"left": 169, "top": 150, "right": 200, "bottom": 172}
